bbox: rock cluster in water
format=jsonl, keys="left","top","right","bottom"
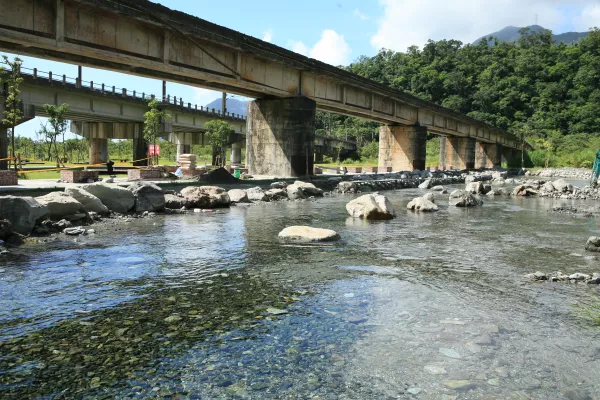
{"left": 525, "top": 271, "right": 600, "bottom": 284}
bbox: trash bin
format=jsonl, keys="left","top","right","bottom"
{"left": 234, "top": 169, "right": 241, "bottom": 178}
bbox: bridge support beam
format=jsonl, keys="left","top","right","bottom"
{"left": 442, "top": 137, "right": 476, "bottom": 170}
{"left": 475, "top": 142, "right": 502, "bottom": 169}
{"left": 89, "top": 138, "right": 108, "bottom": 165}
{"left": 378, "top": 125, "right": 427, "bottom": 172}
{"left": 246, "top": 96, "right": 316, "bottom": 177}
{"left": 230, "top": 142, "right": 242, "bottom": 165}
{"left": 0, "top": 125, "right": 8, "bottom": 170}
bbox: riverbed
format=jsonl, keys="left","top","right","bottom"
{"left": 1, "top": 185, "right": 600, "bottom": 399}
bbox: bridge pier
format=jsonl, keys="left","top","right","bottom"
{"left": 0, "top": 124, "right": 8, "bottom": 170}
{"left": 133, "top": 135, "right": 149, "bottom": 166}
{"left": 230, "top": 142, "right": 242, "bottom": 165}
{"left": 89, "top": 138, "right": 108, "bottom": 165}
{"left": 378, "top": 125, "right": 427, "bottom": 172}
{"left": 442, "top": 137, "right": 476, "bottom": 170}
{"left": 246, "top": 96, "right": 315, "bottom": 177}
{"left": 475, "top": 142, "right": 502, "bottom": 169}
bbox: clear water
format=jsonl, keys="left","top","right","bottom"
{"left": 1, "top": 186, "right": 600, "bottom": 399}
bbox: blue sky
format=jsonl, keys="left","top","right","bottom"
{"left": 2, "top": 0, "right": 598, "bottom": 139}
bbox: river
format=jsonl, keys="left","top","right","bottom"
{"left": 1, "top": 184, "right": 599, "bottom": 399}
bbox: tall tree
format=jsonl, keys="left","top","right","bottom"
{"left": 0, "top": 56, "right": 24, "bottom": 171}
{"left": 205, "top": 120, "right": 231, "bottom": 167}
{"left": 143, "top": 99, "right": 170, "bottom": 166}
{"left": 43, "top": 103, "right": 69, "bottom": 167}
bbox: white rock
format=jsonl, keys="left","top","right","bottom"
{"left": 65, "top": 186, "right": 109, "bottom": 214}
{"left": 278, "top": 226, "right": 340, "bottom": 242}
{"left": 0, "top": 196, "right": 49, "bottom": 235}
{"left": 293, "top": 181, "right": 324, "bottom": 197}
{"left": 246, "top": 186, "right": 268, "bottom": 202}
{"left": 227, "top": 189, "right": 249, "bottom": 204}
{"left": 81, "top": 183, "right": 135, "bottom": 213}
{"left": 407, "top": 196, "right": 439, "bottom": 212}
{"left": 346, "top": 193, "right": 396, "bottom": 220}
{"left": 286, "top": 184, "right": 305, "bottom": 200}
{"left": 418, "top": 179, "right": 432, "bottom": 189}
{"left": 36, "top": 192, "right": 83, "bottom": 219}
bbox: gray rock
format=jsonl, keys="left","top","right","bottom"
{"left": 270, "top": 181, "right": 289, "bottom": 189}
{"left": 337, "top": 181, "right": 358, "bottom": 194}
{"left": 407, "top": 196, "right": 439, "bottom": 212}
{"left": 246, "top": 186, "right": 268, "bottom": 202}
{"left": 227, "top": 189, "right": 249, "bottom": 204}
{"left": 81, "top": 183, "right": 135, "bottom": 213}
{"left": 36, "top": 192, "right": 83, "bottom": 220}
{"left": 569, "top": 273, "right": 591, "bottom": 281}
{"left": 265, "top": 188, "right": 288, "bottom": 201}
{"left": 466, "top": 181, "right": 489, "bottom": 194}
{"left": 552, "top": 178, "right": 571, "bottom": 192}
{"left": 0, "top": 219, "right": 13, "bottom": 240}
{"left": 180, "top": 186, "right": 230, "bottom": 208}
{"left": 346, "top": 193, "right": 396, "bottom": 220}
{"left": 449, "top": 190, "right": 483, "bottom": 207}
{"left": 164, "top": 193, "right": 190, "bottom": 209}
{"left": 286, "top": 184, "right": 306, "bottom": 200}
{"left": 432, "top": 185, "right": 444, "bottom": 191}
{"left": 585, "top": 236, "right": 600, "bottom": 253}
{"left": 293, "top": 181, "right": 324, "bottom": 197}
{"left": 278, "top": 226, "right": 340, "bottom": 242}
{"left": 129, "top": 182, "right": 165, "bottom": 212}
{"left": 0, "top": 196, "right": 50, "bottom": 235}
{"left": 65, "top": 186, "right": 109, "bottom": 214}
{"left": 63, "top": 227, "right": 86, "bottom": 236}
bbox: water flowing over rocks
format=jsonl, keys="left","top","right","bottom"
{"left": 36, "top": 192, "right": 84, "bottom": 220}
{"left": 128, "top": 182, "right": 166, "bottom": 213}
{"left": 346, "top": 193, "right": 396, "bottom": 220}
{"left": 227, "top": 189, "right": 250, "bottom": 204}
{"left": 407, "top": 194, "right": 439, "bottom": 212}
{"left": 0, "top": 196, "right": 49, "bottom": 235}
{"left": 449, "top": 190, "right": 483, "bottom": 207}
{"left": 65, "top": 186, "right": 109, "bottom": 214}
{"left": 278, "top": 226, "right": 340, "bottom": 242}
{"left": 81, "top": 183, "right": 135, "bottom": 213}
{"left": 180, "top": 186, "right": 231, "bottom": 208}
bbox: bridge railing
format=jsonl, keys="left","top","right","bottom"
{"left": 13, "top": 65, "right": 247, "bottom": 122}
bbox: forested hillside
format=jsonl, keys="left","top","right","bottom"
{"left": 318, "top": 27, "right": 600, "bottom": 167}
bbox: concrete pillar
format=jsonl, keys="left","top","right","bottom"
{"left": 443, "top": 137, "right": 476, "bottom": 170}
{"left": 439, "top": 136, "right": 447, "bottom": 170}
{"left": 0, "top": 125, "right": 8, "bottom": 170}
{"left": 133, "top": 136, "right": 148, "bottom": 166}
{"left": 246, "top": 96, "right": 316, "bottom": 177}
{"left": 314, "top": 153, "right": 324, "bottom": 163}
{"left": 230, "top": 142, "right": 242, "bottom": 164}
{"left": 378, "top": 125, "right": 427, "bottom": 171}
{"left": 475, "top": 142, "right": 502, "bottom": 169}
{"left": 89, "top": 138, "right": 108, "bottom": 165}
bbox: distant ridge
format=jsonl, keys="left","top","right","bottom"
{"left": 474, "top": 25, "right": 588, "bottom": 45}
{"left": 205, "top": 98, "right": 248, "bottom": 116}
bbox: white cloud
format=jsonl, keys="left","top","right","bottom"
{"left": 262, "top": 29, "right": 273, "bottom": 43}
{"left": 353, "top": 8, "right": 369, "bottom": 20}
{"left": 288, "top": 40, "right": 309, "bottom": 56}
{"left": 371, "top": 0, "right": 600, "bottom": 52}
{"left": 192, "top": 87, "right": 221, "bottom": 108}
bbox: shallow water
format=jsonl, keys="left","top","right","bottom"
{"left": 1, "top": 186, "right": 600, "bottom": 399}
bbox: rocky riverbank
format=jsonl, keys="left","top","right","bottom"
{"left": 527, "top": 167, "right": 592, "bottom": 180}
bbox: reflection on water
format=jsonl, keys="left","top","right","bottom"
{"left": 1, "top": 186, "right": 600, "bottom": 399}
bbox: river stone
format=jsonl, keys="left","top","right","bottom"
{"left": 246, "top": 186, "right": 268, "bottom": 202}
{"left": 36, "top": 192, "right": 84, "bottom": 220}
{"left": 423, "top": 192, "right": 435, "bottom": 202}
{"left": 63, "top": 227, "right": 86, "bottom": 236}
{"left": 129, "top": 182, "right": 165, "bottom": 212}
{"left": 337, "top": 181, "right": 358, "bottom": 194}
{"left": 0, "top": 196, "right": 50, "bottom": 235}
{"left": 442, "top": 380, "right": 475, "bottom": 391}
{"left": 541, "top": 181, "right": 555, "bottom": 193}
{"left": 432, "top": 185, "right": 444, "bottom": 191}
{"left": 407, "top": 196, "right": 439, "bottom": 212}
{"left": 270, "top": 181, "right": 289, "bottom": 189}
{"left": 228, "top": 189, "right": 250, "bottom": 204}
{"left": 449, "top": 190, "right": 482, "bottom": 207}
{"left": 418, "top": 179, "right": 432, "bottom": 189}
{"left": 346, "top": 193, "right": 396, "bottom": 220}
{"left": 65, "top": 186, "right": 109, "bottom": 214}
{"left": 81, "top": 183, "right": 135, "bottom": 213}
{"left": 286, "top": 184, "right": 306, "bottom": 200}
{"left": 0, "top": 219, "right": 12, "bottom": 240}
{"left": 164, "top": 194, "right": 190, "bottom": 209}
{"left": 278, "top": 226, "right": 340, "bottom": 242}
{"left": 265, "top": 188, "right": 288, "bottom": 201}
{"left": 439, "top": 348, "right": 462, "bottom": 359}
{"left": 513, "top": 184, "right": 538, "bottom": 196}
{"left": 294, "top": 181, "right": 324, "bottom": 197}
{"left": 585, "top": 236, "right": 600, "bottom": 253}
{"left": 466, "top": 181, "right": 488, "bottom": 194}
{"left": 180, "top": 186, "right": 230, "bottom": 208}
{"left": 552, "top": 178, "right": 571, "bottom": 192}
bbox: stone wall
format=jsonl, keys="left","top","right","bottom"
{"left": 0, "top": 170, "right": 18, "bottom": 186}
{"left": 60, "top": 170, "right": 99, "bottom": 183}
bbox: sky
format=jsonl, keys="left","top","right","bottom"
{"left": 2, "top": 0, "right": 599, "bottom": 139}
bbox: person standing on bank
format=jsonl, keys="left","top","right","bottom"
{"left": 106, "top": 159, "right": 115, "bottom": 177}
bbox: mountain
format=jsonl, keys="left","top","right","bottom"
{"left": 205, "top": 98, "right": 248, "bottom": 116}
{"left": 474, "top": 25, "right": 588, "bottom": 45}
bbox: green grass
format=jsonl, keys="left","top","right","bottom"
{"left": 573, "top": 293, "right": 600, "bottom": 327}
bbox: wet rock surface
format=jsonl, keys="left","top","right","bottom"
{"left": 278, "top": 226, "right": 341, "bottom": 242}
{"left": 346, "top": 193, "right": 396, "bottom": 220}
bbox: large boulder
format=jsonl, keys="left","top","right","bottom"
{"left": 541, "top": 182, "right": 556, "bottom": 193}
{"left": 81, "top": 183, "right": 135, "bottom": 213}
{"left": 180, "top": 186, "right": 230, "bottom": 208}
{"left": 36, "top": 192, "right": 84, "bottom": 220}
{"left": 265, "top": 188, "right": 288, "bottom": 201}
{"left": 0, "top": 219, "right": 12, "bottom": 240}
{"left": 337, "top": 181, "right": 358, "bottom": 194}
{"left": 346, "top": 193, "right": 396, "bottom": 220}
{"left": 418, "top": 179, "right": 432, "bottom": 189}
{"left": 293, "top": 181, "right": 324, "bottom": 197}
{"left": 65, "top": 186, "right": 109, "bottom": 214}
{"left": 449, "top": 190, "right": 483, "bottom": 207}
{"left": 466, "top": 181, "right": 489, "bottom": 195}
{"left": 129, "top": 182, "right": 165, "bottom": 212}
{"left": 512, "top": 184, "right": 538, "bottom": 197}
{"left": 278, "top": 226, "right": 340, "bottom": 242}
{"left": 552, "top": 179, "right": 572, "bottom": 192}
{"left": 227, "top": 189, "right": 250, "bottom": 204}
{"left": 585, "top": 236, "right": 600, "bottom": 253}
{"left": 0, "top": 196, "right": 49, "bottom": 235}
{"left": 286, "top": 184, "right": 306, "bottom": 200}
{"left": 164, "top": 194, "right": 190, "bottom": 209}
{"left": 407, "top": 196, "right": 438, "bottom": 212}
{"left": 246, "top": 186, "right": 268, "bottom": 202}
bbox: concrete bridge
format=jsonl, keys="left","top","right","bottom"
{"left": 0, "top": 0, "right": 520, "bottom": 176}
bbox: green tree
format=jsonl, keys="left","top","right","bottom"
{"left": 143, "top": 99, "right": 170, "bottom": 166}
{"left": 43, "top": 103, "right": 69, "bottom": 167}
{"left": 205, "top": 120, "right": 231, "bottom": 167}
{"left": 0, "top": 56, "right": 24, "bottom": 171}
